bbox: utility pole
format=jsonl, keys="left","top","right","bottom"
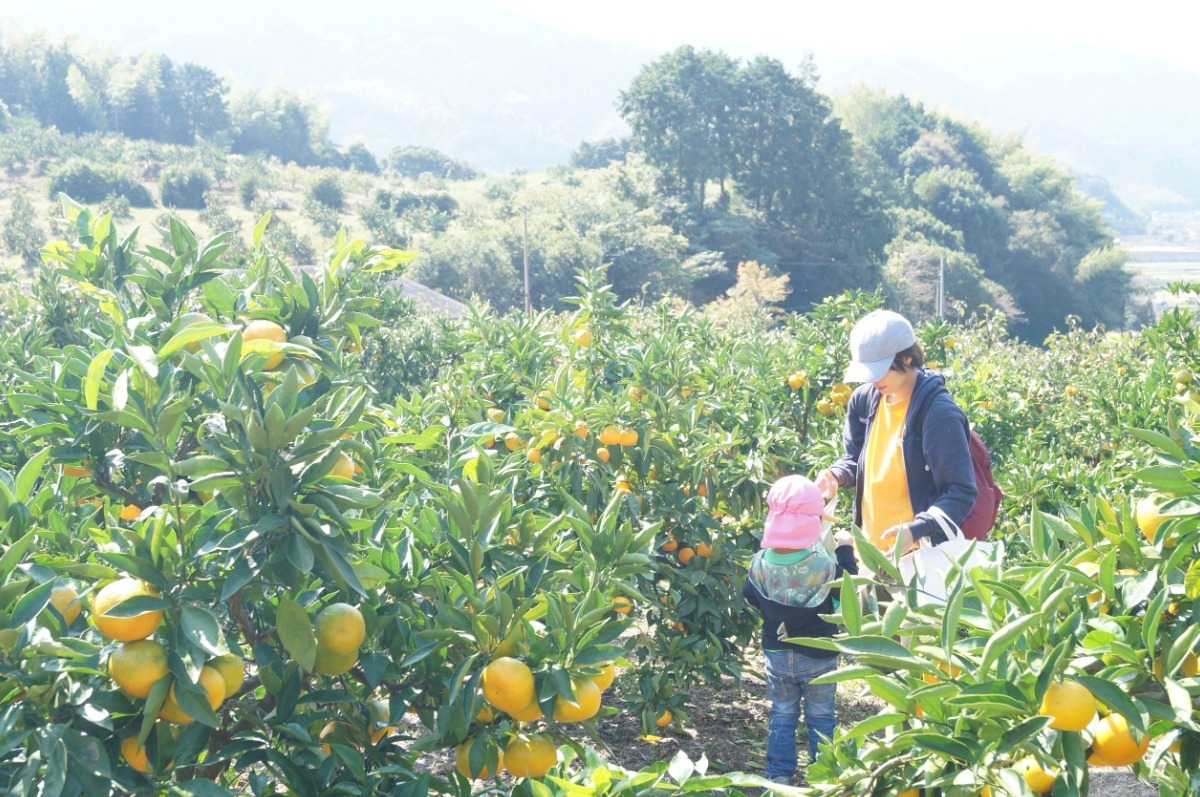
{"left": 519, "top": 204, "right": 533, "bottom": 316}
{"left": 938, "top": 252, "right": 945, "bottom": 319}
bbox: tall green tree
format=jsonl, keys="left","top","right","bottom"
{"left": 618, "top": 45, "right": 739, "bottom": 208}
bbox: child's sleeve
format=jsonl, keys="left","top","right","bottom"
{"left": 834, "top": 544, "right": 859, "bottom": 577}
{"left": 741, "top": 578, "right": 761, "bottom": 612}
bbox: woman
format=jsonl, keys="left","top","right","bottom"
{"left": 815, "top": 310, "right": 976, "bottom": 553}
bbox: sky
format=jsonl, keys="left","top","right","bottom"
{"left": 484, "top": 0, "right": 1200, "bottom": 76}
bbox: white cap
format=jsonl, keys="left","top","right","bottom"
{"left": 844, "top": 310, "right": 916, "bottom": 383}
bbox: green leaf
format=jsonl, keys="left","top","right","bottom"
{"left": 168, "top": 781, "right": 236, "bottom": 797}
{"left": 276, "top": 599, "right": 316, "bottom": 672}
{"left": 838, "top": 571, "right": 860, "bottom": 635}
{"left": 15, "top": 446, "right": 51, "bottom": 503}
{"left": 10, "top": 580, "right": 55, "bottom": 627}
{"left": 909, "top": 732, "right": 975, "bottom": 761}
{"left": 253, "top": 212, "right": 271, "bottom": 249}
{"left": 1075, "top": 675, "right": 1146, "bottom": 735}
{"left": 181, "top": 606, "right": 226, "bottom": 657}
{"left": 980, "top": 614, "right": 1042, "bottom": 676}
{"left": 85, "top": 349, "right": 116, "bottom": 411}
{"left": 173, "top": 456, "right": 234, "bottom": 478}
{"left": 0, "top": 530, "right": 37, "bottom": 580}
{"left": 159, "top": 322, "right": 236, "bottom": 359}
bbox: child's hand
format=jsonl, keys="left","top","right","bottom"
{"left": 833, "top": 530, "right": 854, "bottom": 547}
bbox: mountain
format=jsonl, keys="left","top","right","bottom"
{"left": 4, "top": 4, "right": 1198, "bottom": 213}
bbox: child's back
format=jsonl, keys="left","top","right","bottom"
{"left": 741, "top": 474, "right": 857, "bottom": 785}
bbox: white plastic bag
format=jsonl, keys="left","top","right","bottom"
{"left": 898, "top": 506, "right": 999, "bottom": 606}
{"left": 819, "top": 494, "right": 839, "bottom": 554}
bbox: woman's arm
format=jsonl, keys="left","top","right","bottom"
{"left": 825, "top": 388, "right": 869, "bottom": 489}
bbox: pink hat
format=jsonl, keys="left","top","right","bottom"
{"left": 762, "top": 475, "right": 834, "bottom": 549}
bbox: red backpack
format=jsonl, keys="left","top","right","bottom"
{"left": 961, "top": 428, "right": 1003, "bottom": 540}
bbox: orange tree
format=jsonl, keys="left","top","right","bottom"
{"left": 0, "top": 204, "right": 659, "bottom": 795}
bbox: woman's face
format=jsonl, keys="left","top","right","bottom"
{"left": 874, "top": 358, "right": 918, "bottom": 402}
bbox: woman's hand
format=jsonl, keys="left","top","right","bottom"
{"left": 880, "top": 523, "right": 914, "bottom": 554}
{"left": 815, "top": 469, "right": 838, "bottom": 499}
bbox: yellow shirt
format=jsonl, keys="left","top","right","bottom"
{"left": 862, "top": 394, "right": 915, "bottom": 548}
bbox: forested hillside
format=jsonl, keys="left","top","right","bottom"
{"left": 0, "top": 33, "right": 1143, "bottom": 340}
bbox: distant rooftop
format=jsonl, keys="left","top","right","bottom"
{"left": 295, "top": 266, "right": 468, "bottom": 319}
{"left": 393, "top": 276, "right": 469, "bottom": 319}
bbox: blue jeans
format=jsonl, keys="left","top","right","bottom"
{"left": 763, "top": 648, "right": 838, "bottom": 780}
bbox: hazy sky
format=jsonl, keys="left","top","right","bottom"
{"left": 485, "top": 0, "right": 1199, "bottom": 75}
{"left": 1, "top": 0, "right": 1192, "bottom": 76}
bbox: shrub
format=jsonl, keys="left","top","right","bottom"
{"left": 302, "top": 195, "right": 343, "bottom": 238}
{"left": 2, "top": 191, "right": 44, "bottom": 268}
{"left": 344, "top": 142, "right": 380, "bottom": 174}
{"left": 386, "top": 145, "right": 476, "bottom": 180}
{"left": 308, "top": 170, "right": 345, "bottom": 210}
{"left": 48, "top": 158, "right": 154, "bottom": 207}
{"left": 236, "top": 171, "right": 259, "bottom": 209}
{"left": 159, "top": 166, "right": 213, "bottom": 209}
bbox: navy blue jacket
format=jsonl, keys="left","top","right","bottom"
{"left": 827, "top": 370, "right": 976, "bottom": 545}
{"left": 742, "top": 545, "right": 859, "bottom": 657}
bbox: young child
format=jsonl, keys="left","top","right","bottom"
{"left": 742, "top": 474, "right": 858, "bottom": 785}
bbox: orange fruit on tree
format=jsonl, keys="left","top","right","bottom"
{"left": 660, "top": 537, "right": 679, "bottom": 552}
{"left": 475, "top": 704, "right": 497, "bottom": 723}
{"left": 596, "top": 447, "right": 611, "bottom": 463}
{"left": 1153, "top": 651, "right": 1199, "bottom": 680}
{"left": 63, "top": 463, "right": 92, "bottom": 478}
{"left": 1016, "top": 756, "right": 1057, "bottom": 794}
{"left": 159, "top": 666, "right": 225, "bottom": 724}
{"left": 599, "top": 426, "right": 621, "bottom": 446}
{"left": 505, "top": 432, "right": 523, "bottom": 451}
{"left": 208, "top": 653, "right": 245, "bottom": 697}
{"left": 1038, "top": 680, "right": 1096, "bottom": 731}
{"left": 627, "top": 386, "right": 646, "bottom": 402}
{"left": 315, "top": 646, "right": 358, "bottom": 676}
{"left": 695, "top": 541, "right": 713, "bottom": 558}
{"left": 573, "top": 329, "right": 592, "bottom": 347}
{"left": 552, "top": 677, "right": 601, "bottom": 723}
{"left": 243, "top": 319, "right": 287, "bottom": 369}
{"left": 526, "top": 448, "right": 542, "bottom": 463}
{"left": 612, "top": 596, "right": 632, "bottom": 614}
{"left": 486, "top": 408, "right": 504, "bottom": 423}
{"left": 329, "top": 450, "right": 356, "bottom": 480}
{"left": 535, "top": 390, "right": 552, "bottom": 410}
{"left": 119, "top": 504, "right": 142, "bottom": 521}
{"left": 121, "top": 732, "right": 174, "bottom": 774}
{"left": 618, "top": 428, "right": 638, "bottom": 447}
{"left": 614, "top": 478, "right": 633, "bottom": 495}
{"left": 897, "top": 791, "right": 919, "bottom": 797}
{"left": 677, "top": 547, "right": 695, "bottom": 565}
{"left": 788, "top": 372, "right": 806, "bottom": 390}
{"left": 591, "top": 662, "right": 616, "bottom": 692}
{"left": 455, "top": 738, "right": 503, "bottom": 779}
{"left": 1136, "top": 495, "right": 1171, "bottom": 545}
{"left": 371, "top": 724, "right": 398, "bottom": 744}
{"left": 50, "top": 585, "right": 81, "bottom": 626}
{"left": 92, "top": 578, "right": 163, "bottom": 642}
{"left": 1090, "top": 712, "right": 1150, "bottom": 766}
{"left": 654, "top": 709, "right": 672, "bottom": 727}
{"left": 109, "top": 639, "right": 169, "bottom": 699}
{"left": 505, "top": 733, "right": 557, "bottom": 778}
{"left": 573, "top": 422, "right": 588, "bottom": 438}
{"left": 481, "top": 657, "right": 536, "bottom": 715}
{"left": 696, "top": 482, "right": 708, "bottom": 498}
{"left": 509, "top": 700, "right": 544, "bottom": 722}
{"left": 315, "top": 603, "right": 366, "bottom": 656}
